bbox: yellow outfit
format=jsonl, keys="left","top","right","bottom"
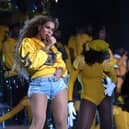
{"left": 108, "top": 48, "right": 117, "bottom": 67}
{"left": 56, "top": 41, "right": 73, "bottom": 74}
{"left": 2, "top": 37, "right": 17, "bottom": 78}
{"left": 0, "top": 25, "right": 9, "bottom": 52}
{"left": 68, "top": 33, "right": 92, "bottom": 60}
{"left": 19, "top": 37, "right": 67, "bottom": 79}
{"left": 64, "top": 45, "right": 73, "bottom": 74}
{"left": 0, "top": 96, "right": 32, "bottom": 123}
{"left": 68, "top": 55, "right": 116, "bottom": 105}
{"left": 113, "top": 106, "right": 129, "bottom": 129}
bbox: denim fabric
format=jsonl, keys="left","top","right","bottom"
{"left": 28, "top": 75, "right": 67, "bottom": 100}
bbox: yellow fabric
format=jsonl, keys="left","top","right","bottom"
{"left": 0, "top": 25, "right": 9, "bottom": 51}
{"left": 56, "top": 41, "right": 63, "bottom": 47}
{"left": 75, "top": 33, "right": 92, "bottom": 56}
{"left": 68, "top": 55, "right": 116, "bottom": 105}
{"left": 0, "top": 42, "right": 1, "bottom": 51}
{"left": 68, "top": 33, "right": 92, "bottom": 60}
{"left": 113, "top": 106, "right": 129, "bottom": 129}
{"left": 87, "top": 40, "right": 109, "bottom": 52}
{"left": 19, "top": 37, "right": 67, "bottom": 79}
{"left": 74, "top": 100, "right": 80, "bottom": 112}
{"left": 80, "top": 33, "right": 92, "bottom": 43}
{"left": 117, "top": 95, "right": 124, "bottom": 104}
{"left": 73, "top": 55, "right": 85, "bottom": 70}
{"left": 79, "top": 63, "right": 105, "bottom": 105}
{"left": 2, "top": 37, "right": 17, "bottom": 77}
{"left": 64, "top": 45, "right": 73, "bottom": 74}
{"left": 0, "top": 96, "right": 32, "bottom": 123}
{"left": 108, "top": 48, "right": 117, "bottom": 66}
{"left": 102, "top": 61, "right": 117, "bottom": 83}
{"left": 68, "top": 69, "right": 80, "bottom": 101}
{"left": 93, "top": 125, "right": 100, "bottom": 129}
{"left": 0, "top": 25, "right": 9, "bottom": 32}
{"left": 56, "top": 41, "right": 73, "bottom": 74}
{"left": 67, "top": 35, "right": 77, "bottom": 59}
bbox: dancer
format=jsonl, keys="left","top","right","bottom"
{"left": 68, "top": 39, "right": 117, "bottom": 129}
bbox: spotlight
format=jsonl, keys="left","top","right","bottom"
{"left": 55, "top": 0, "right": 58, "bottom": 3}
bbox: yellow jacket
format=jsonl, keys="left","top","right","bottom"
{"left": 19, "top": 37, "right": 67, "bottom": 79}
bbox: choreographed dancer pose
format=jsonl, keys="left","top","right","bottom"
{"left": 68, "top": 39, "right": 117, "bottom": 129}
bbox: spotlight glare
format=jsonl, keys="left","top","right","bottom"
{"left": 55, "top": 0, "right": 58, "bottom": 3}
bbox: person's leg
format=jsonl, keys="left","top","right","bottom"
{"left": 76, "top": 99, "right": 97, "bottom": 129}
{"left": 51, "top": 89, "right": 68, "bottom": 129}
{"left": 3, "top": 125, "right": 29, "bottom": 129}
{"left": 98, "top": 96, "right": 113, "bottom": 129}
{"left": 29, "top": 93, "right": 48, "bottom": 129}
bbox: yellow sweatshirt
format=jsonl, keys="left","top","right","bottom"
{"left": 19, "top": 37, "right": 67, "bottom": 79}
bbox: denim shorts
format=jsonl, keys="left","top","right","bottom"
{"left": 28, "top": 75, "right": 67, "bottom": 100}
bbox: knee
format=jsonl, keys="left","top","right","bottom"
{"left": 31, "top": 113, "right": 46, "bottom": 129}
{"left": 55, "top": 117, "right": 67, "bottom": 129}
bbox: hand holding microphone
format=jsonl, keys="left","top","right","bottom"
{"left": 46, "top": 34, "right": 56, "bottom": 46}
{"left": 45, "top": 34, "right": 56, "bottom": 51}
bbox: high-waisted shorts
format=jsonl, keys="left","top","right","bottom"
{"left": 28, "top": 75, "right": 67, "bottom": 100}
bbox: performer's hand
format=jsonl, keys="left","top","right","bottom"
{"left": 68, "top": 115, "right": 74, "bottom": 127}
{"left": 44, "top": 35, "right": 56, "bottom": 51}
{"left": 102, "top": 77, "right": 116, "bottom": 96}
{"left": 46, "top": 34, "right": 56, "bottom": 46}
{"left": 67, "top": 102, "right": 76, "bottom": 127}
{"left": 54, "top": 68, "right": 63, "bottom": 81}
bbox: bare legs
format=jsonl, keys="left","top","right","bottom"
{"left": 52, "top": 89, "right": 68, "bottom": 129}
{"left": 29, "top": 88, "right": 68, "bottom": 129}
{"left": 29, "top": 93, "right": 48, "bottom": 129}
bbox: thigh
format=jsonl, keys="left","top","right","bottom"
{"left": 30, "top": 93, "right": 48, "bottom": 119}
{"left": 51, "top": 89, "right": 67, "bottom": 123}
{"left": 76, "top": 99, "right": 97, "bottom": 129}
{"left": 98, "top": 96, "right": 112, "bottom": 119}
{"left": 98, "top": 96, "right": 113, "bottom": 129}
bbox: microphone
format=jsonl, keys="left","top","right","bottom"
{"left": 46, "top": 34, "right": 56, "bottom": 45}
{"left": 46, "top": 34, "right": 51, "bottom": 41}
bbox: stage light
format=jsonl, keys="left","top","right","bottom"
{"left": 55, "top": 0, "right": 58, "bottom": 3}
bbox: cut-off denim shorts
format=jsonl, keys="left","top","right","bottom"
{"left": 28, "top": 75, "right": 67, "bottom": 100}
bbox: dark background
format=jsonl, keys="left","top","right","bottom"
{"left": 50, "top": 0, "right": 129, "bottom": 51}
{"left": 0, "top": 0, "right": 129, "bottom": 51}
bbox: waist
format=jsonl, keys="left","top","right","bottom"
{"left": 31, "top": 68, "right": 56, "bottom": 79}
